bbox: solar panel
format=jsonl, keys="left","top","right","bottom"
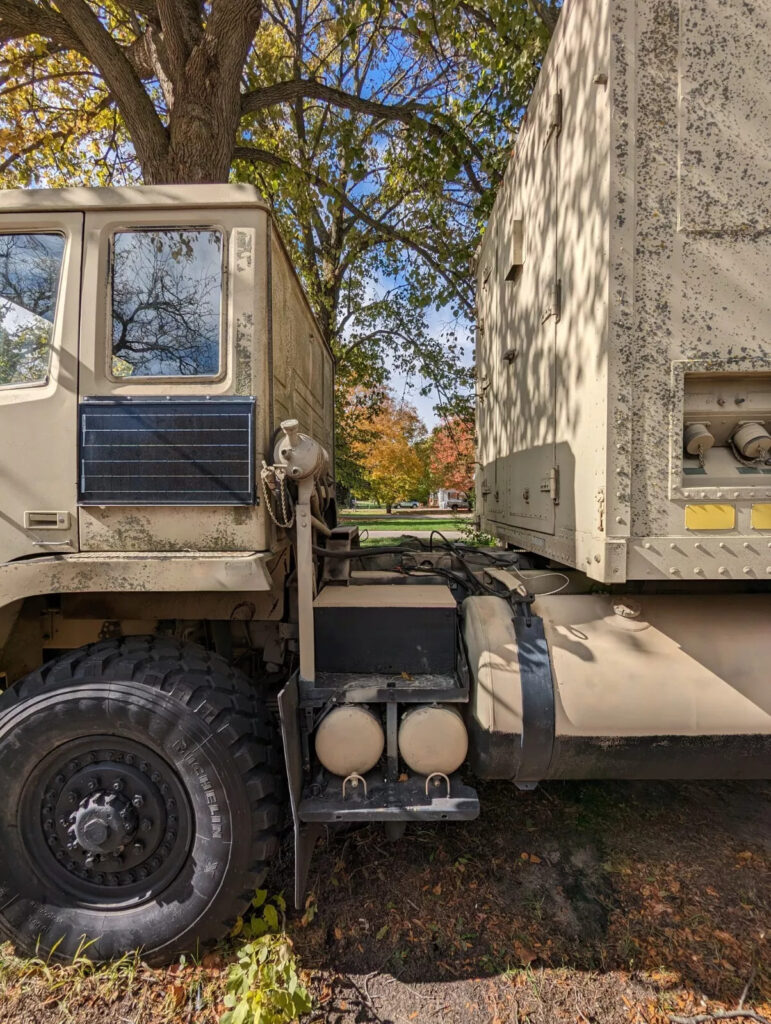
{"left": 78, "top": 396, "right": 255, "bottom": 505}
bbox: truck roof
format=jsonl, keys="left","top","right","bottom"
{"left": 0, "top": 183, "right": 268, "bottom": 213}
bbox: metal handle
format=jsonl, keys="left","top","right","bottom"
{"left": 342, "top": 773, "right": 367, "bottom": 799}
{"left": 425, "top": 772, "right": 450, "bottom": 798}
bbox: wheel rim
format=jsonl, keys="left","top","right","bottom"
{"left": 20, "top": 736, "right": 193, "bottom": 907}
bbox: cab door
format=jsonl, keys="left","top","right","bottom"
{"left": 76, "top": 208, "right": 268, "bottom": 553}
{"left": 0, "top": 213, "right": 82, "bottom": 562}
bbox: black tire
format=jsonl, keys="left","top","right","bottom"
{"left": 0, "top": 637, "right": 281, "bottom": 962}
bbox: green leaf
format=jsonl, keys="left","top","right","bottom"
{"left": 231, "top": 1002, "right": 250, "bottom": 1024}
{"left": 262, "top": 904, "right": 279, "bottom": 932}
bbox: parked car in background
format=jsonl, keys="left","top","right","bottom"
{"left": 395, "top": 499, "right": 420, "bottom": 508}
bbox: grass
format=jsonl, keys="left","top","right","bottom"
{"left": 341, "top": 517, "right": 463, "bottom": 532}
{"left": 0, "top": 893, "right": 308, "bottom": 1024}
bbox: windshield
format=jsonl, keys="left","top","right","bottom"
{"left": 0, "top": 233, "right": 65, "bottom": 387}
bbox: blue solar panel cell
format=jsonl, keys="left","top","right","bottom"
{"left": 78, "top": 397, "right": 255, "bottom": 505}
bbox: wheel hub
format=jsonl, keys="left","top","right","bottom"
{"left": 70, "top": 790, "right": 137, "bottom": 854}
{"left": 33, "top": 741, "right": 190, "bottom": 898}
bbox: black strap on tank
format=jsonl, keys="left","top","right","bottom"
{"left": 512, "top": 597, "right": 555, "bottom": 781}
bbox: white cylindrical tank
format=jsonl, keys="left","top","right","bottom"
{"left": 398, "top": 705, "right": 469, "bottom": 776}
{"left": 315, "top": 705, "right": 384, "bottom": 776}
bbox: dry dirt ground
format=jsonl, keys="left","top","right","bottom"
{"left": 0, "top": 777, "right": 769, "bottom": 1024}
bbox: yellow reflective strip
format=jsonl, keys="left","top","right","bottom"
{"left": 751, "top": 504, "right": 771, "bottom": 530}
{"left": 684, "top": 504, "right": 735, "bottom": 530}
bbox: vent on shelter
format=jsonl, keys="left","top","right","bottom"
{"left": 78, "top": 397, "right": 255, "bottom": 505}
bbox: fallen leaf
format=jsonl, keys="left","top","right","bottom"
{"left": 167, "top": 984, "right": 185, "bottom": 1009}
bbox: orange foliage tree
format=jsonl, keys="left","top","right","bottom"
{"left": 353, "top": 396, "right": 428, "bottom": 511}
{"left": 429, "top": 417, "right": 475, "bottom": 497}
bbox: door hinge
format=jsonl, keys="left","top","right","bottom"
{"left": 550, "top": 466, "right": 560, "bottom": 504}
{"left": 544, "top": 89, "right": 563, "bottom": 147}
{"left": 542, "top": 279, "right": 562, "bottom": 324}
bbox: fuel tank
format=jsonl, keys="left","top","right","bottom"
{"left": 463, "top": 593, "right": 771, "bottom": 781}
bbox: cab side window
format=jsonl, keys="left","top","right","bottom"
{"left": 0, "top": 232, "right": 65, "bottom": 387}
{"left": 110, "top": 228, "right": 224, "bottom": 378}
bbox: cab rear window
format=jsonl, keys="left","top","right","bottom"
{"left": 110, "top": 228, "right": 224, "bottom": 378}
{"left": 0, "top": 232, "right": 65, "bottom": 387}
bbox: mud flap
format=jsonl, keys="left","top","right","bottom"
{"left": 277, "top": 673, "right": 322, "bottom": 910}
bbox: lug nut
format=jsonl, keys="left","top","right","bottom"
{"left": 54, "top": 774, "right": 65, "bottom": 785}
{"left": 133, "top": 840, "right": 144, "bottom": 853}
{"left": 141, "top": 818, "right": 153, "bottom": 832}
{"left": 47, "top": 837, "right": 56, "bottom": 847}
{"left": 94, "top": 874, "right": 104, "bottom": 884}
{"left": 67, "top": 790, "right": 79, "bottom": 804}
{"left": 125, "top": 754, "right": 135, "bottom": 766}
{"left": 55, "top": 851, "right": 65, "bottom": 861}
{"left": 112, "top": 779, "right": 124, "bottom": 793}
{"left": 132, "top": 794, "right": 144, "bottom": 809}
{"left": 87, "top": 778, "right": 100, "bottom": 792}
{"left": 44, "top": 820, "right": 55, "bottom": 832}
{"left": 151, "top": 772, "right": 161, "bottom": 784}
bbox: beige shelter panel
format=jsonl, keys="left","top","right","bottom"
{"left": 477, "top": 0, "right": 771, "bottom": 582}
{"left": 270, "top": 227, "right": 333, "bottom": 456}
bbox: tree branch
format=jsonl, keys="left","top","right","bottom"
{"left": 234, "top": 145, "right": 473, "bottom": 315}
{"left": 0, "top": 0, "right": 79, "bottom": 49}
{"left": 240, "top": 77, "right": 488, "bottom": 174}
{"left": 527, "top": 0, "right": 559, "bottom": 35}
{"left": 2, "top": 0, "right": 170, "bottom": 171}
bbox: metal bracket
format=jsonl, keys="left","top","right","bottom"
{"left": 425, "top": 771, "right": 451, "bottom": 798}
{"left": 544, "top": 89, "right": 563, "bottom": 148}
{"left": 342, "top": 773, "right": 367, "bottom": 799}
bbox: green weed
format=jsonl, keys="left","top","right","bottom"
{"left": 221, "top": 889, "right": 311, "bottom": 1024}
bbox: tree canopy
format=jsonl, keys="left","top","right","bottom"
{"left": 1, "top": 0, "right": 558, "bottom": 469}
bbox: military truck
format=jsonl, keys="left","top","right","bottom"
{"left": 0, "top": 0, "right": 769, "bottom": 966}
